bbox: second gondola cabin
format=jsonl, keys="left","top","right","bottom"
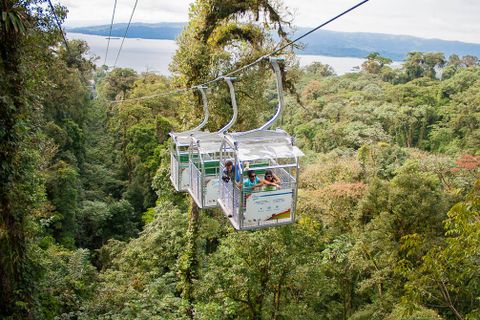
{"left": 169, "top": 86, "right": 210, "bottom": 192}
{"left": 186, "top": 77, "right": 238, "bottom": 208}
{"left": 170, "top": 131, "right": 197, "bottom": 192}
{"left": 188, "top": 131, "right": 225, "bottom": 208}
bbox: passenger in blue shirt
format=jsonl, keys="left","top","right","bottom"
{"left": 243, "top": 170, "right": 261, "bottom": 193}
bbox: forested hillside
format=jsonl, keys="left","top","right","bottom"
{"left": 1, "top": 1, "right": 479, "bottom": 320}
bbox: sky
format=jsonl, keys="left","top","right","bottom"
{"left": 62, "top": 0, "right": 480, "bottom": 44}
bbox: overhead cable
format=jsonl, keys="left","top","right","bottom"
{"left": 47, "top": 0, "right": 89, "bottom": 84}
{"left": 47, "top": 0, "right": 71, "bottom": 53}
{"left": 113, "top": 0, "right": 139, "bottom": 67}
{"left": 110, "top": 0, "right": 369, "bottom": 103}
{"left": 104, "top": 0, "right": 118, "bottom": 66}
{"left": 111, "top": 87, "right": 192, "bottom": 103}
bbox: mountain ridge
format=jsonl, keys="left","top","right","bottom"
{"left": 68, "top": 22, "right": 480, "bottom": 60}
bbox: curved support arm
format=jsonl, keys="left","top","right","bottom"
{"left": 191, "top": 85, "right": 209, "bottom": 131}
{"left": 259, "top": 57, "right": 285, "bottom": 130}
{"left": 217, "top": 77, "right": 238, "bottom": 134}
{"left": 171, "top": 85, "right": 209, "bottom": 139}
{"left": 235, "top": 57, "right": 285, "bottom": 136}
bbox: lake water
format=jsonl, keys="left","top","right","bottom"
{"left": 68, "top": 33, "right": 366, "bottom": 75}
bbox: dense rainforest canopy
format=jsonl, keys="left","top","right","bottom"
{"left": 0, "top": 0, "right": 479, "bottom": 319}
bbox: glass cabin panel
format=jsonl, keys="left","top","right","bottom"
{"left": 203, "top": 157, "right": 220, "bottom": 207}
{"left": 173, "top": 145, "right": 190, "bottom": 191}
{"left": 189, "top": 147, "right": 222, "bottom": 208}
{"left": 218, "top": 160, "right": 241, "bottom": 225}
{"left": 179, "top": 153, "right": 190, "bottom": 190}
{"left": 170, "top": 152, "right": 179, "bottom": 190}
{"left": 189, "top": 159, "right": 202, "bottom": 206}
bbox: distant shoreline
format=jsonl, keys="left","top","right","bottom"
{"left": 67, "top": 33, "right": 369, "bottom": 75}
{"left": 68, "top": 23, "right": 480, "bottom": 61}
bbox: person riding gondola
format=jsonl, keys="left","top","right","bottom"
{"left": 261, "top": 169, "right": 281, "bottom": 191}
{"left": 221, "top": 160, "right": 235, "bottom": 183}
{"left": 242, "top": 170, "right": 261, "bottom": 193}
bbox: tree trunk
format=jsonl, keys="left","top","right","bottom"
{"left": 271, "top": 272, "right": 286, "bottom": 320}
{"left": 438, "top": 279, "right": 464, "bottom": 320}
{"left": 179, "top": 197, "right": 200, "bottom": 319}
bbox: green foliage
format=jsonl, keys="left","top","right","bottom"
{"left": 402, "top": 181, "right": 480, "bottom": 320}
{"left": 99, "top": 73, "right": 179, "bottom": 216}
{"left": 98, "top": 68, "right": 137, "bottom": 100}
{"left": 430, "top": 70, "right": 480, "bottom": 153}
{"left": 106, "top": 200, "right": 139, "bottom": 241}
{"left": 75, "top": 199, "right": 140, "bottom": 248}
{"left": 170, "top": 0, "right": 294, "bottom": 134}
{"left": 195, "top": 226, "right": 326, "bottom": 319}
{"left": 287, "top": 57, "right": 480, "bottom": 154}
{"left": 0, "top": 1, "right": 58, "bottom": 316}
{"left": 31, "top": 242, "right": 97, "bottom": 319}
{"left": 402, "top": 52, "right": 446, "bottom": 81}
{"left": 303, "top": 61, "right": 336, "bottom": 78}
{"left": 45, "top": 160, "right": 79, "bottom": 247}
{"left": 362, "top": 52, "right": 393, "bottom": 75}
{"left": 82, "top": 201, "right": 188, "bottom": 319}
{"left": 385, "top": 304, "right": 444, "bottom": 320}
{"left": 358, "top": 142, "right": 407, "bottom": 179}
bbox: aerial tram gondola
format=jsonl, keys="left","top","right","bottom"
{"left": 169, "top": 86, "right": 209, "bottom": 192}
{"left": 188, "top": 77, "right": 238, "bottom": 208}
{"left": 217, "top": 57, "right": 304, "bottom": 230}
{"left": 170, "top": 57, "right": 304, "bottom": 230}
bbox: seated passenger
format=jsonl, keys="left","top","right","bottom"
{"left": 260, "top": 169, "right": 281, "bottom": 191}
{"left": 243, "top": 170, "right": 261, "bottom": 193}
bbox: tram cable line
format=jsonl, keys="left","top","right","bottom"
{"left": 108, "top": 0, "right": 369, "bottom": 103}
{"left": 113, "top": 0, "right": 140, "bottom": 68}
{"left": 47, "top": 0, "right": 71, "bottom": 54}
{"left": 104, "top": 0, "right": 118, "bottom": 66}
{"left": 267, "top": 0, "right": 369, "bottom": 59}
{"left": 108, "top": 86, "right": 192, "bottom": 103}
{"left": 47, "top": 0, "right": 91, "bottom": 86}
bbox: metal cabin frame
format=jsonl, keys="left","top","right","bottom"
{"left": 169, "top": 86, "right": 209, "bottom": 192}
{"left": 187, "top": 77, "right": 238, "bottom": 208}
{"left": 217, "top": 57, "right": 305, "bottom": 230}
{"left": 218, "top": 130, "right": 303, "bottom": 230}
{"left": 188, "top": 132, "right": 224, "bottom": 208}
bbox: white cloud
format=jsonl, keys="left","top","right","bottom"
{"left": 63, "top": 0, "right": 480, "bottom": 43}
{"left": 289, "top": 0, "right": 480, "bottom": 43}
{"left": 64, "top": 0, "right": 192, "bottom": 26}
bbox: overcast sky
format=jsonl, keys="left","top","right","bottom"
{"left": 63, "top": 0, "right": 480, "bottom": 44}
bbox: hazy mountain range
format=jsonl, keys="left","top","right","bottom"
{"left": 68, "top": 22, "right": 480, "bottom": 61}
